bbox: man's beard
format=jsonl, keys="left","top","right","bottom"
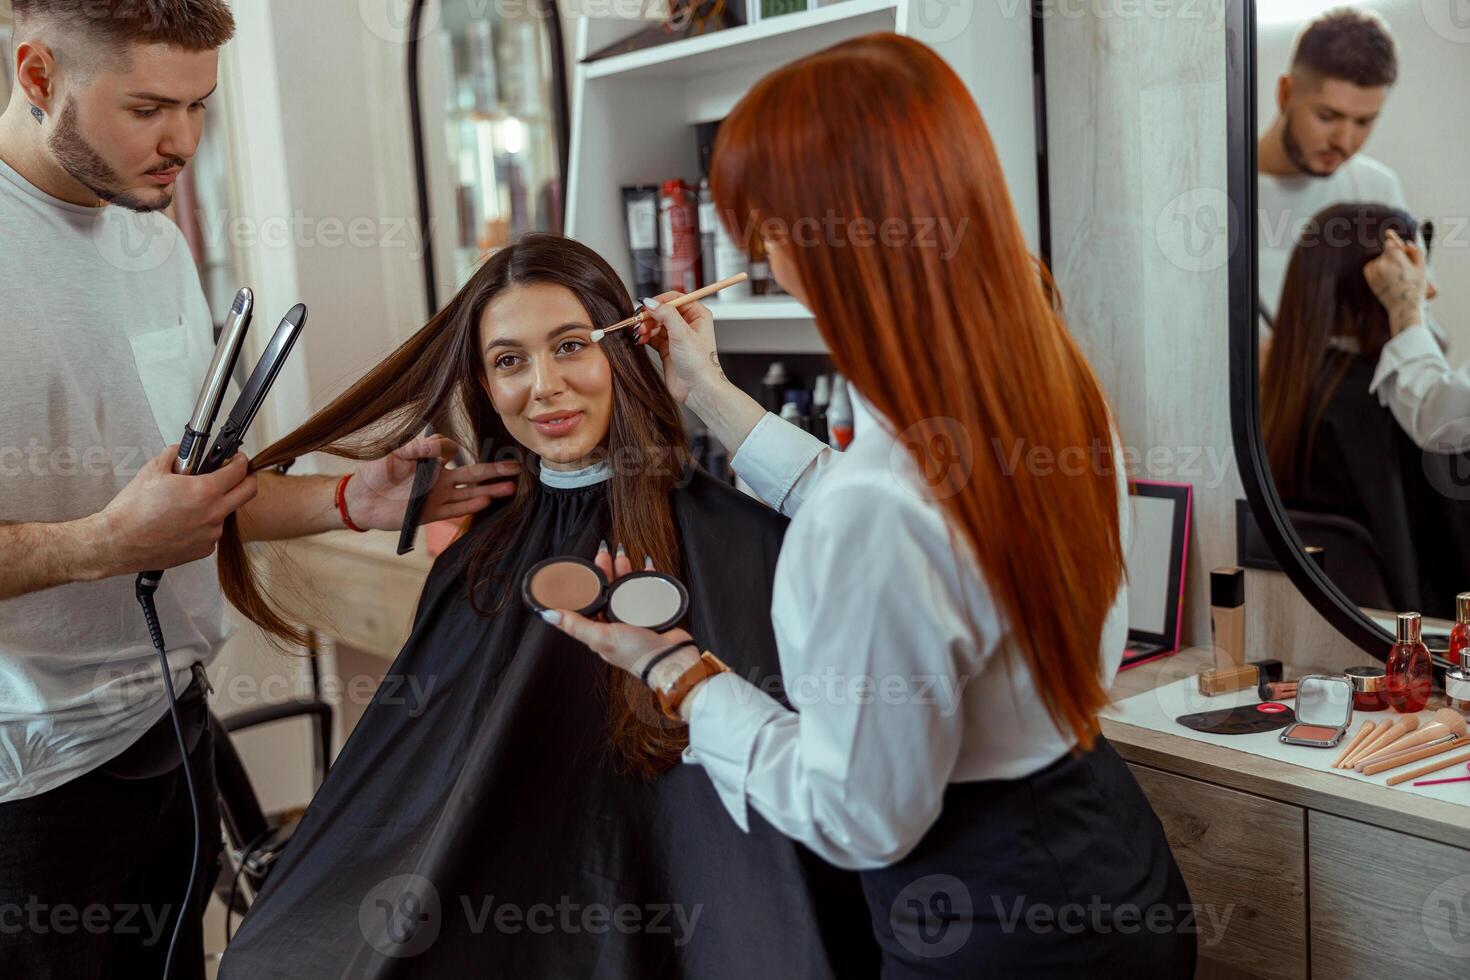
{"left": 47, "top": 98, "right": 177, "bottom": 213}
{"left": 1281, "top": 114, "right": 1331, "bottom": 179}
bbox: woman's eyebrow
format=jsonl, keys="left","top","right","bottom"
{"left": 483, "top": 322, "right": 592, "bottom": 351}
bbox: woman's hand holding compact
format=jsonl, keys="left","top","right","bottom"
{"left": 347, "top": 433, "right": 521, "bottom": 530}
{"left": 541, "top": 541, "right": 701, "bottom": 686}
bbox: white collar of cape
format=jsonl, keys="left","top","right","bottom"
{"left": 537, "top": 457, "right": 614, "bottom": 489}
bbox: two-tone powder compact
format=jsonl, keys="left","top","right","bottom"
{"left": 522, "top": 556, "right": 690, "bottom": 632}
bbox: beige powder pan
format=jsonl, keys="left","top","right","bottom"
{"left": 523, "top": 557, "right": 607, "bottom": 617}
{"left": 522, "top": 557, "right": 689, "bottom": 631}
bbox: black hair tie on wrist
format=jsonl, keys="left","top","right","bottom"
{"left": 640, "top": 640, "right": 699, "bottom": 687}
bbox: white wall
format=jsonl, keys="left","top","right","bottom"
{"left": 1257, "top": 0, "right": 1470, "bottom": 359}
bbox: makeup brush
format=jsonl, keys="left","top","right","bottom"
{"left": 590, "top": 273, "right": 750, "bottom": 342}
{"left": 1356, "top": 709, "right": 1466, "bottom": 768}
{"left": 1332, "top": 721, "right": 1378, "bottom": 768}
{"left": 1337, "top": 719, "right": 1394, "bottom": 768}
{"left": 1344, "top": 716, "right": 1418, "bottom": 768}
{"left": 1360, "top": 735, "right": 1470, "bottom": 776}
{"left": 1388, "top": 747, "right": 1470, "bottom": 786}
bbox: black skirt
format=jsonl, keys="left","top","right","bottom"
{"left": 859, "top": 737, "right": 1196, "bottom": 978}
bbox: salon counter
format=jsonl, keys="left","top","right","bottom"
{"left": 260, "top": 529, "right": 433, "bottom": 660}
{"left": 1105, "top": 647, "right": 1470, "bottom": 980}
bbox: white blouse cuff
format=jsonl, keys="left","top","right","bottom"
{"left": 729, "top": 412, "right": 826, "bottom": 512}
{"left": 1370, "top": 323, "right": 1443, "bottom": 396}
{"left": 680, "top": 670, "right": 788, "bottom": 833}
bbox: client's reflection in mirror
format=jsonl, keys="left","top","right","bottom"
{"left": 1262, "top": 203, "right": 1470, "bottom": 620}
{"left": 216, "top": 235, "right": 874, "bottom": 977}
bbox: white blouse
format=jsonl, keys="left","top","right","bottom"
{"left": 1369, "top": 321, "right": 1470, "bottom": 453}
{"left": 681, "top": 391, "right": 1131, "bottom": 870}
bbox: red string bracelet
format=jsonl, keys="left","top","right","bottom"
{"left": 335, "top": 473, "right": 367, "bottom": 533}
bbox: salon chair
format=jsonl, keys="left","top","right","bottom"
{"left": 208, "top": 697, "right": 334, "bottom": 921}
{"left": 1285, "top": 508, "right": 1396, "bottom": 611}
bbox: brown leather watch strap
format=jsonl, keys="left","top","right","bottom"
{"left": 655, "top": 651, "right": 731, "bottom": 720}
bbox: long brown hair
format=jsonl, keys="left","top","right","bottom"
{"left": 1262, "top": 203, "right": 1416, "bottom": 497}
{"left": 710, "top": 32, "right": 1123, "bottom": 749}
{"left": 218, "top": 234, "right": 693, "bottom": 777}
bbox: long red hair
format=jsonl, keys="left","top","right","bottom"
{"left": 711, "top": 33, "right": 1124, "bottom": 748}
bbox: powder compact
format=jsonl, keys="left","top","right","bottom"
{"left": 522, "top": 556, "right": 690, "bottom": 632}
{"left": 1279, "top": 674, "right": 1354, "bottom": 748}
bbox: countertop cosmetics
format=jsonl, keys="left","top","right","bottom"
{"left": 1388, "top": 747, "right": 1470, "bottom": 786}
{"left": 1360, "top": 733, "right": 1470, "bottom": 776}
{"left": 1210, "top": 567, "right": 1245, "bottom": 669}
{"left": 1386, "top": 612, "right": 1433, "bottom": 713}
{"left": 1197, "top": 659, "right": 1282, "bottom": 697}
{"left": 1343, "top": 714, "right": 1419, "bottom": 768}
{"left": 522, "top": 555, "right": 690, "bottom": 633}
{"left": 1258, "top": 679, "right": 1298, "bottom": 701}
{"left": 1445, "top": 660, "right": 1470, "bottom": 713}
{"left": 1279, "top": 674, "right": 1353, "bottom": 747}
{"left": 1337, "top": 719, "right": 1395, "bottom": 768}
{"left": 1332, "top": 720, "right": 1378, "bottom": 768}
{"left": 1345, "top": 665, "right": 1389, "bottom": 712}
{"left": 1355, "top": 708, "right": 1468, "bottom": 769}
{"left": 1450, "top": 592, "right": 1470, "bottom": 667}
{"left": 1176, "top": 702, "right": 1295, "bottom": 735}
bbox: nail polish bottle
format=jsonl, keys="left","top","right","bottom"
{"left": 1385, "top": 612, "right": 1433, "bottom": 714}
{"left": 1448, "top": 592, "right": 1470, "bottom": 667}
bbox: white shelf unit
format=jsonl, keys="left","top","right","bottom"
{"left": 564, "top": 0, "right": 1042, "bottom": 356}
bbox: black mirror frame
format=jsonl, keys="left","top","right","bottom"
{"left": 1225, "top": 0, "right": 1451, "bottom": 668}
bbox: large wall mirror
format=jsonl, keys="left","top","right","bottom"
{"left": 1230, "top": 0, "right": 1470, "bottom": 663}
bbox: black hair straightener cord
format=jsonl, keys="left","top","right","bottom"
{"left": 133, "top": 295, "right": 306, "bottom": 978}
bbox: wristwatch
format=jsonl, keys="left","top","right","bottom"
{"left": 653, "top": 651, "right": 731, "bottom": 720}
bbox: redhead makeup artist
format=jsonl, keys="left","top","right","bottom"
{"left": 546, "top": 33, "right": 1197, "bottom": 977}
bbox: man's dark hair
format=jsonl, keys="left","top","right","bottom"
{"left": 1292, "top": 8, "right": 1398, "bottom": 88}
{"left": 12, "top": 1, "right": 235, "bottom": 78}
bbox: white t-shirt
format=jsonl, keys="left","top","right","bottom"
{"left": 0, "top": 155, "right": 233, "bottom": 803}
{"left": 1257, "top": 152, "right": 1408, "bottom": 321}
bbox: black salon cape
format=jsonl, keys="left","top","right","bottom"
{"left": 1284, "top": 353, "right": 1470, "bottom": 618}
{"left": 219, "top": 469, "right": 877, "bottom": 979}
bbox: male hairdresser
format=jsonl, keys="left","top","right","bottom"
{"left": 1257, "top": 8, "right": 1409, "bottom": 326}
{"left": 0, "top": 3, "right": 516, "bottom": 976}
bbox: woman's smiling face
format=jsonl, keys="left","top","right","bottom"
{"left": 478, "top": 283, "right": 614, "bottom": 470}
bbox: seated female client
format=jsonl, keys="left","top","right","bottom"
{"left": 216, "top": 235, "right": 875, "bottom": 977}
{"left": 1262, "top": 202, "right": 1470, "bottom": 617}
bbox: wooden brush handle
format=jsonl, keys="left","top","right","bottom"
{"left": 1333, "top": 721, "right": 1376, "bottom": 768}
{"left": 1387, "top": 747, "right": 1470, "bottom": 786}
{"left": 1344, "top": 721, "right": 1403, "bottom": 768}
{"left": 1357, "top": 723, "right": 1454, "bottom": 768}
{"left": 1361, "top": 736, "right": 1469, "bottom": 776}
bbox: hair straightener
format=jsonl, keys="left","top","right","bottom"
{"left": 133, "top": 293, "right": 307, "bottom": 979}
